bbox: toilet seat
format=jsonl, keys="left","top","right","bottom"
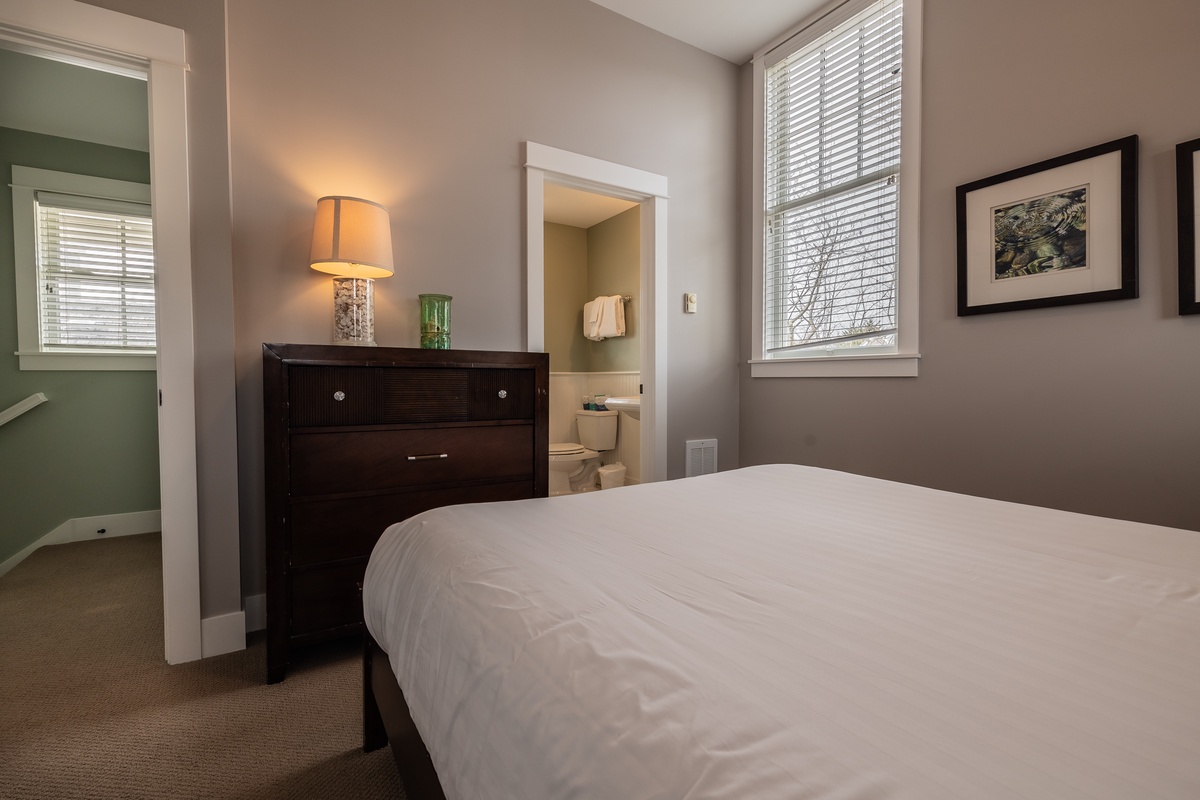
{"left": 549, "top": 442, "right": 586, "bottom": 456}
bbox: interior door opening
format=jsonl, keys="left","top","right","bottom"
{"left": 0, "top": 3, "right": 202, "bottom": 664}
{"left": 524, "top": 142, "right": 669, "bottom": 486}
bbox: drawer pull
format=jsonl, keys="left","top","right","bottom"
{"left": 497, "top": 389, "right": 507, "bottom": 399}
{"left": 333, "top": 391, "right": 346, "bottom": 401}
{"left": 407, "top": 453, "right": 449, "bottom": 461}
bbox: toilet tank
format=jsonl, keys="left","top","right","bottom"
{"left": 576, "top": 409, "right": 618, "bottom": 450}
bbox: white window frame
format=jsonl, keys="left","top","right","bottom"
{"left": 11, "top": 165, "right": 155, "bottom": 371}
{"left": 750, "top": 0, "right": 922, "bottom": 378}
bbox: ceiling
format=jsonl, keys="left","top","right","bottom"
{"left": 543, "top": 1, "right": 829, "bottom": 225}
{"left": 587, "top": 0, "right": 829, "bottom": 64}
{"left": 544, "top": 183, "right": 638, "bottom": 229}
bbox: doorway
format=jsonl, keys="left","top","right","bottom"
{"left": 0, "top": 2, "right": 202, "bottom": 664}
{"left": 543, "top": 186, "right": 641, "bottom": 483}
{"left": 524, "top": 142, "right": 668, "bottom": 484}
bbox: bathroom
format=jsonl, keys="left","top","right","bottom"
{"left": 544, "top": 186, "right": 641, "bottom": 494}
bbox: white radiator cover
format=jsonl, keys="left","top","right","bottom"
{"left": 685, "top": 439, "right": 717, "bottom": 477}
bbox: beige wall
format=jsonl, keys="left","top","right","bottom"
{"left": 739, "top": 0, "right": 1200, "bottom": 532}
{"left": 544, "top": 222, "right": 589, "bottom": 372}
{"left": 227, "top": 0, "right": 741, "bottom": 596}
{"left": 81, "top": 0, "right": 242, "bottom": 619}
{"left": 587, "top": 206, "right": 640, "bottom": 373}
{"left": 71, "top": 0, "right": 740, "bottom": 610}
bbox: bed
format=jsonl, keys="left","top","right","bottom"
{"left": 361, "top": 464, "right": 1200, "bottom": 799}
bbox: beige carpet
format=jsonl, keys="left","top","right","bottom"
{"left": 0, "top": 533, "right": 405, "bottom": 799}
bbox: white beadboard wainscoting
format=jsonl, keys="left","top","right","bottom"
{"left": 550, "top": 371, "right": 641, "bottom": 485}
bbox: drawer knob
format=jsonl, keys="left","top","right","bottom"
{"left": 497, "top": 389, "right": 507, "bottom": 399}
{"left": 333, "top": 391, "right": 346, "bottom": 401}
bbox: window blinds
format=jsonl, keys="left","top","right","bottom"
{"left": 35, "top": 193, "right": 156, "bottom": 352}
{"left": 764, "top": 0, "right": 903, "bottom": 354}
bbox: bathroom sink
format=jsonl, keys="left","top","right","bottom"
{"left": 604, "top": 395, "right": 640, "bottom": 420}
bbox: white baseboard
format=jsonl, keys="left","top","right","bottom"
{"left": 244, "top": 593, "right": 266, "bottom": 633}
{"left": 201, "top": 609, "right": 247, "bottom": 657}
{"left": 0, "top": 509, "right": 161, "bottom": 578}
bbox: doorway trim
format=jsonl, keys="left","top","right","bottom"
{"left": 524, "top": 142, "right": 668, "bottom": 483}
{"left": 1, "top": 1, "right": 202, "bottom": 663}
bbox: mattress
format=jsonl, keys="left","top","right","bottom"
{"left": 362, "top": 464, "right": 1200, "bottom": 799}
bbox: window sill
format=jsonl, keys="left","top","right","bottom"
{"left": 17, "top": 351, "right": 156, "bottom": 372}
{"left": 749, "top": 353, "right": 919, "bottom": 378}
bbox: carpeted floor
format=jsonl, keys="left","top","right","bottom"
{"left": 0, "top": 533, "right": 405, "bottom": 799}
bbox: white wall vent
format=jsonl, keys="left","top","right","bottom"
{"left": 685, "top": 438, "right": 718, "bottom": 477}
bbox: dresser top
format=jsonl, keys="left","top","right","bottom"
{"left": 263, "top": 343, "right": 548, "bottom": 370}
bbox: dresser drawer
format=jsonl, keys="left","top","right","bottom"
{"left": 288, "top": 366, "right": 381, "bottom": 426}
{"left": 469, "top": 369, "right": 535, "bottom": 420}
{"left": 290, "top": 424, "right": 534, "bottom": 496}
{"left": 289, "top": 480, "right": 535, "bottom": 566}
{"left": 290, "top": 366, "right": 470, "bottom": 426}
{"left": 290, "top": 560, "right": 367, "bottom": 636}
{"left": 381, "top": 369, "right": 469, "bottom": 423}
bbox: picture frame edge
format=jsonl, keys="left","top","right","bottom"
{"left": 955, "top": 135, "right": 1139, "bottom": 317}
{"left": 1176, "top": 137, "right": 1200, "bottom": 315}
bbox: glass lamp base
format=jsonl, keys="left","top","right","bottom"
{"left": 332, "top": 277, "right": 376, "bottom": 345}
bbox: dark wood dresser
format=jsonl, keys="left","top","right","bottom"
{"left": 262, "top": 343, "right": 548, "bottom": 683}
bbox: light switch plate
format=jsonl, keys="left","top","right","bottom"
{"left": 684, "top": 293, "right": 697, "bottom": 313}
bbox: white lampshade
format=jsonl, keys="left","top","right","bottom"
{"left": 309, "top": 196, "right": 394, "bottom": 279}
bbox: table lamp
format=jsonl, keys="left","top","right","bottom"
{"left": 309, "top": 195, "right": 394, "bottom": 345}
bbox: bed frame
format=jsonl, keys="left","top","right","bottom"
{"left": 363, "top": 634, "right": 446, "bottom": 799}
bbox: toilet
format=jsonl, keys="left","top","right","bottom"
{"left": 548, "top": 409, "right": 617, "bottom": 496}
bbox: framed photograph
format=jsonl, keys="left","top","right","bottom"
{"left": 1177, "top": 137, "right": 1200, "bottom": 315}
{"left": 956, "top": 136, "right": 1138, "bottom": 316}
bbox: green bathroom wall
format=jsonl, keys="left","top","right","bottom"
{"left": 0, "top": 127, "right": 159, "bottom": 565}
{"left": 586, "top": 206, "right": 640, "bottom": 373}
{"left": 544, "top": 206, "right": 640, "bottom": 374}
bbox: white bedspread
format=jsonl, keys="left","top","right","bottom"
{"left": 363, "top": 464, "right": 1200, "bottom": 799}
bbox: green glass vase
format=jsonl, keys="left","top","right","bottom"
{"left": 419, "top": 293, "right": 452, "bottom": 349}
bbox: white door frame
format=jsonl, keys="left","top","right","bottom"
{"left": 0, "top": 0, "right": 202, "bottom": 663}
{"left": 524, "top": 142, "right": 668, "bottom": 483}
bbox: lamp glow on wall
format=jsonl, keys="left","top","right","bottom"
{"left": 309, "top": 196, "right": 394, "bottom": 345}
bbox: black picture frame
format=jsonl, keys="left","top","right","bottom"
{"left": 1177, "top": 137, "right": 1200, "bottom": 315}
{"left": 956, "top": 136, "right": 1138, "bottom": 316}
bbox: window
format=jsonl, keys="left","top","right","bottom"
{"left": 11, "top": 166, "right": 155, "bottom": 371}
{"left": 37, "top": 196, "right": 155, "bottom": 350}
{"left": 751, "top": 0, "right": 921, "bottom": 378}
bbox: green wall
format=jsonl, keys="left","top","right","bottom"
{"left": 0, "top": 127, "right": 159, "bottom": 565}
{"left": 586, "top": 207, "right": 640, "bottom": 373}
{"left": 544, "top": 206, "right": 640, "bottom": 373}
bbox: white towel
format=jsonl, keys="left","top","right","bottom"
{"left": 583, "top": 300, "right": 601, "bottom": 340}
{"left": 596, "top": 295, "right": 625, "bottom": 340}
{"left": 583, "top": 295, "right": 626, "bottom": 341}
